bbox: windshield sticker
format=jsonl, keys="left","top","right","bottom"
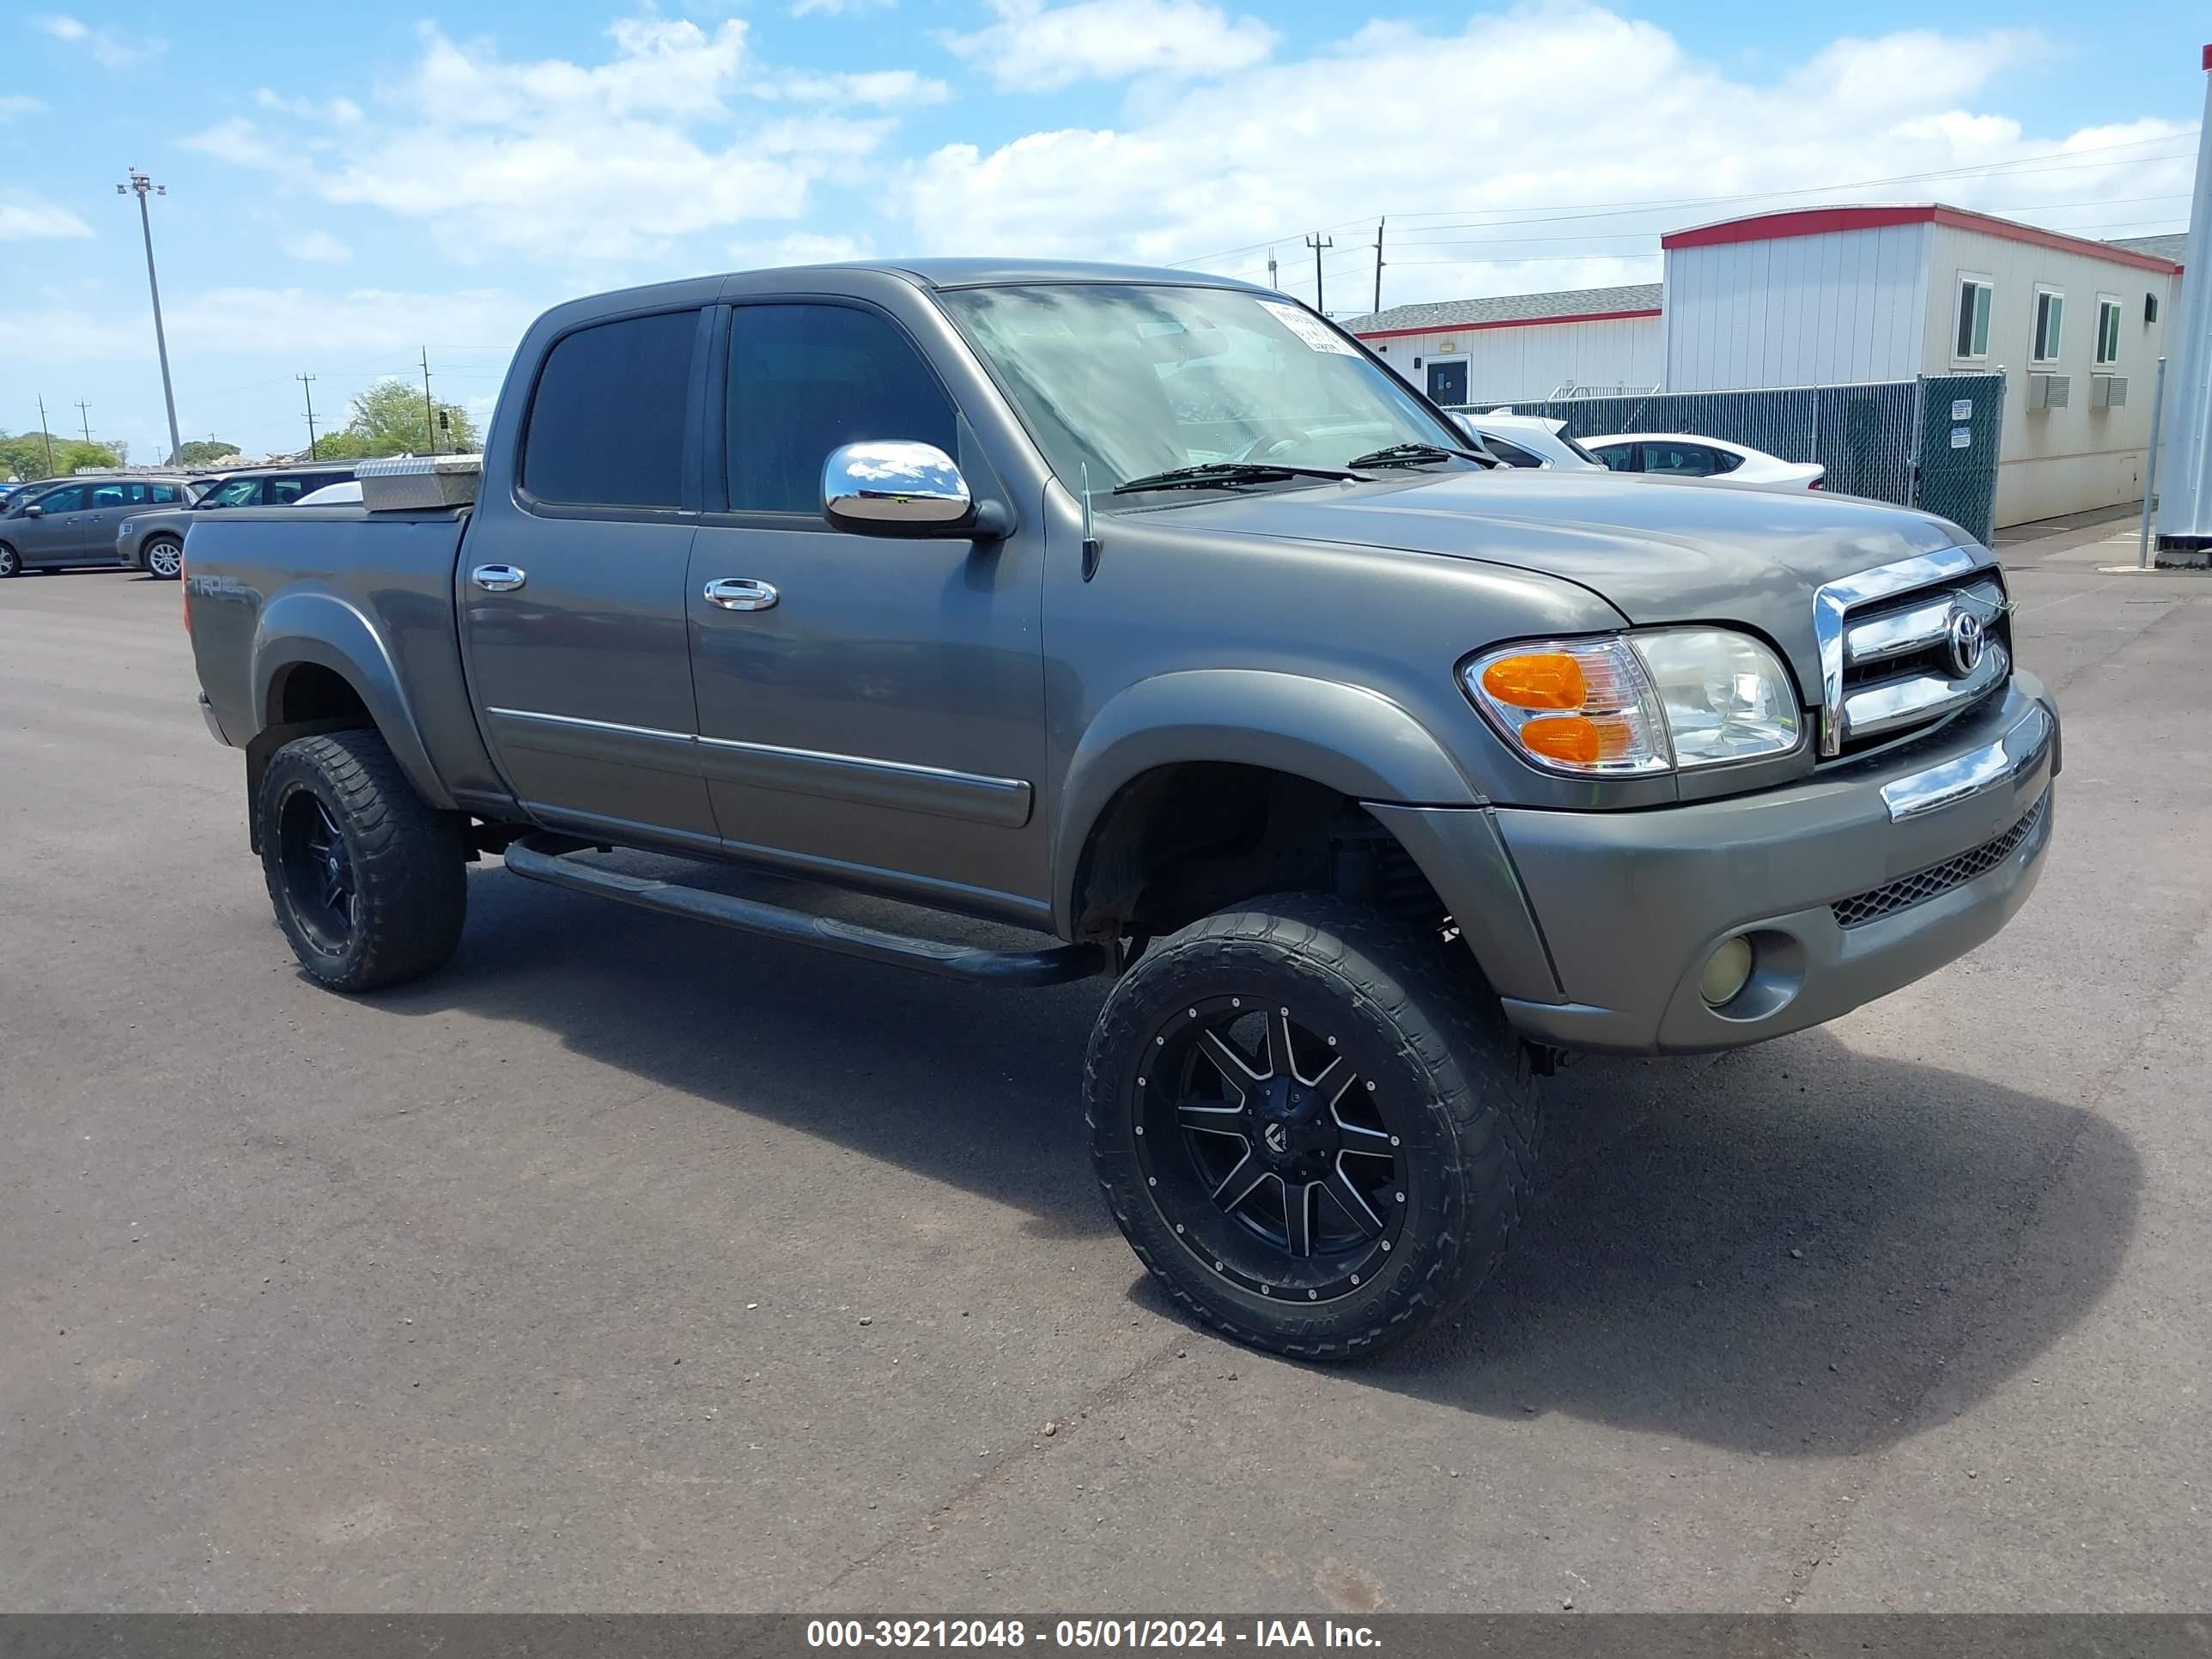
{"left": 1259, "top": 301, "right": 1361, "bottom": 356}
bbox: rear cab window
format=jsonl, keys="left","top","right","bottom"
{"left": 522, "top": 309, "right": 698, "bottom": 509}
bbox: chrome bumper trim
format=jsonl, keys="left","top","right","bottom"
{"left": 1880, "top": 697, "right": 2054, "bottom": 823}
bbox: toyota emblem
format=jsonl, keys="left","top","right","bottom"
{"left": 1946, "top": 606, "right": 1986, "bottom": 678}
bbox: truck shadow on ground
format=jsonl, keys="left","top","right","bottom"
{"left": 383, "top": 855, "right": 2139, "bottom": 1458}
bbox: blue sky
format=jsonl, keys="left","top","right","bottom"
{"left": 3, "top": 0, "right": 2203, "bottom": 461}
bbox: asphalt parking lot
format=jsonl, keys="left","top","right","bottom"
{"left": 3, "top": 521, "right": 2209, "bottom": 1613}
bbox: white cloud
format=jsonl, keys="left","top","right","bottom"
{"left": 0, "top": 192, "right": 93, "bottom": 240}
{"left": 945, "top": 0, "right": 1278, "bottom": 92}
{"left": 790, "top": 0, "right": 894, "bottom": 15}
{"left": 253, "top": 88, "right": 364, "bottom": 125}
{"left": 283, "top": 229, "right": 355, "bottom": 264}
{"left": 908, "top": 4, "right": 2193, "bottom": 312}
{"left": 183, "top": 15, "right": 910, "bottom": 262}
{"left": 768, "top": 69, "right": 950, "bottom": 106}
{"left": 729, "top": 229, "right": 876, "bottom": 266}
{"left": 0, "top": 95, "right": 47, "bottom": 120}
{"left": 0, "top": 287, "right": 541, "bottom": 366}
{"left": 31, "top": 12, "right": 163, "bottom": 69}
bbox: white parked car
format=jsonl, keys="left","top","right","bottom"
{"left": 1582, "top": 433, "right": 1826, "bottom": 491}
{"left": 1450, "top": 412, "right": 1606, "bottom": 471}
{"left": 294, "top": 479, "right": 364, "bottom": 506}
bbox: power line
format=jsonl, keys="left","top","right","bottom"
{"left": 1170, "top": 131, "right": 2198, "bottom": 270}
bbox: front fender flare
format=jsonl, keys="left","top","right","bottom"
{"left": 1054, "top": 669, "right": 1483, "bottom": 930}
{"left": 251, "top": 588, "right": 453, "bottom": 811}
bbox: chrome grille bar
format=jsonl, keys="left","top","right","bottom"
{"left": 1844, "top": 578, "right": 2005, "bottom": 667}
{"left": 1842, "top": 641, "right": 2010, "bottom": 740}
{"left": 1811, "top": 544, "right": 2003, "bottom": 757}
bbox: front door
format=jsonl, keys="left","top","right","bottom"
{"left": 460, "top": 305, "right": 718, "bottom": 846}
{"left": 1425, "top": 361, "right": 1468, "bottom": 406}
{"left": 15, "top": 483, "right": 86, "bottom": 564}
{"left": 684, "top": 300, "right": 1050, "bottom": 916}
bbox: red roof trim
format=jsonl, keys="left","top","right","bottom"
{"left": 1662, "top": 204, "right": 2180, "bottom": 274}
{"left": 1353, "top": 306, "right": 1661, "bottom": 342}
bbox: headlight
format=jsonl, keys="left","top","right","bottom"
{"left": 1463, "top": 629, "right": 1800, "bottom": 777}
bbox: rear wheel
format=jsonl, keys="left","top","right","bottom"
{"left": 0, "top": 543, "right": 19, "bottom": 578}
{"left": 257, "top": 729, "right": 467, "bottom": 991}
{"left": 1086, "top": 893, "right": 1542, "bottom": 1360}
{"left": 143, "top": 538, "right": 183, "bottom": 580}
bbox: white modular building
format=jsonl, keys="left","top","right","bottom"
{"left": 1346, "top": 205, "right": 2185, "bottom": 528}
{"left": 1661, "top": 206, "right": 2183, "bottom": 527}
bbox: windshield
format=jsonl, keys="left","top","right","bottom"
{"left": 941, "top": 283, "right": 1469, "bottom": 495}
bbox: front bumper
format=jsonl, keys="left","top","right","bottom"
{"left": 1423, "top": 676, "right": 2054, "bottom": 1054}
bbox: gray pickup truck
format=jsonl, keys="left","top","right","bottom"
{"left": 184, "top": 259, "right": 2057, "bottom": 1359}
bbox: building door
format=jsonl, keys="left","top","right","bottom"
{"left": 1425, "top": 361, "right": 1468, "bottom": 406}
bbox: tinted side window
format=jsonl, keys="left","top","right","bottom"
{"left": 269, "top": 477, "right": 308, "bottom": 504}
{"left": 1481, "top": 435, "right": 1543, "bottom": 468}
{"left": 1642, "top": 442, "right": 1716, "bottom": 477}
{"left": 202, "top": 478, "right": 264, "bottom": 507}
{"left": 1706, "top": 448, "right": 1746, "bottom": 475}
{"left": 728, "top": 303, "right": 957, "bottom": 515}
{"left": 37, "top": 485, "right": 85, "bottom": 512}
{"left": 151, "top": 483, "right": 181, "bottom": 503}
{"left": 1595, "top": 444, "right": 1637, "bottom": 472}
{"left": 523, "top": 309, "right": 697, "bottom": 508}
{"left": 90, "top": 483, "right": 128, "bottom": 507}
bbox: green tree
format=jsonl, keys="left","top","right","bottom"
{"left": 176, "top": 439, "right": 244, "bottom": 466}
{"left": 321, "top": 378, "right": 481, "bottom": 459}
{"left": 0, "top": 431, "right": 124, "bottom": 479}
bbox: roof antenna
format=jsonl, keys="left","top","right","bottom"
{"left": 1079, "top": 461, "right": 1101, "bottom": 581}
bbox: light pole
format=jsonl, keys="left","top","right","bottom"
{"left": 118, "top": 168, "right": 183, "bottom": 468}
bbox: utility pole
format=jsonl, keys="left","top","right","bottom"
{"left": 2154, "top": 41, "right": 2212, "bottom": 560}
{"left": 76, "top": 401, "right": 93, "bottom": 446}
{"left": 1267, "top": 248, "right": 1279, "bottom": 289}
{"left": 1305, "top": 233, "right": 1333, "bottom": 314}
{"left": 1372, "top": 218, "right": 1386, "bottom": 315}
{"left": 298, "top": 375, "right": 319, "bottom": 460}
{"left": 421, "top": 349, "right": 437, "bottom": 455}
{"left": 35, "top": 396, "right": 56, "bottom": 475}
{"left": 118, "top": 169, "right": 183, "bottom": 467}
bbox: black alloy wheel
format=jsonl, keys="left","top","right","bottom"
{"left": 277, "top": 791, "right": 358, "bottom": 954}
{"left": 1133, "top": 996, "right": 1407, "bottom": 1304}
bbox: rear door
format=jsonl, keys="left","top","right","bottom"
{"left": 683, "top": 299, "right": 1050, "bottom": 911}
{"left": 459, "top": 305, "right": 716, "bottom": 845}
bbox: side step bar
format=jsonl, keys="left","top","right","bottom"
{"left": 503, "top": 835, "right": 1108, "bottom": 988}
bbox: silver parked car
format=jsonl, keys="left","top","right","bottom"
{"left": 0, "top": 476, "right": 198, "bottom": 577}
{"left": 117, "top": 463, "right": 358, "bottom": 578}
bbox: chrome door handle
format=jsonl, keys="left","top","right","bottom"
{"left": 471, "top": 564, "right": 526, "bottom": 592}
{"left": 703, "top": 578, "right": 779, "bottom": 612}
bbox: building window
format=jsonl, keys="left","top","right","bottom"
{"left": 2032, "top": 287, "right": 2065, "bottom": 366}
{"left": 2095, "top": 295, "right": 2123, "bottom": 367}
{"left": 1954, "top": 276, "right": 1992, "bottom": 360}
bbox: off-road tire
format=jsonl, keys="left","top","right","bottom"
{"left": 143, "top": 538, "right": 184, "bottom": 580}
{"left": 257, "top": 729, "right": 467, "bottom": 992}
{"left": 0, "top": 543, "right": 19, "bottom": 578}
{"left": 1086, "top": 893, "right": 1541, "bottom": 1361}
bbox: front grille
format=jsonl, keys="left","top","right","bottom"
{"left": 1817, "top": 550, "right": 2013, "bottom": 760}
{"left": 1832, "top": 790, "right": 2047, "bottom": 928}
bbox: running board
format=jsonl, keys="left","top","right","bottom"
{"left": 503, "top": 835, "right": 1108, "bottom": 988}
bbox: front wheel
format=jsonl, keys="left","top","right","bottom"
{"left": 1086, "top": 894, "right": 1542, "bottom": 1360}
{"left": 0, "top": 543, "right": 19, "bottom": 578}
{"left": 143, "top": 538, "right": 183, "bottom": 580}
{"left": 257, "top": 729, "right": 468, "bottom": 992}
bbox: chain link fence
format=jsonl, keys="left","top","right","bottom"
{"left": 1452, "top": 373, "right": 2006, "bottom": 546}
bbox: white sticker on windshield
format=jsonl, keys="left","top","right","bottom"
{"left": 1260, "top": 300, "right": 1361, "bottom": 356}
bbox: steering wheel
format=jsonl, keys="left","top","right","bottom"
{"left": 1231, "top": 427, "right": 1314, "bottom": 463}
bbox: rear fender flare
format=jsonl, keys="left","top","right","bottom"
{"left": 251, "top": 589, "right": 453, "bottom": 811}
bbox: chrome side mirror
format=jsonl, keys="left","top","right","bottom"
{"left": 23, "top": 503, "right": 42, "bottom": 518}
{"left": 823, "top": 441, "right": 976, "bottom": 537}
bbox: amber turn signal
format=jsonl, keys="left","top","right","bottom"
{"left": 1478, "top": 652, "right": 1587, "bottom": 710}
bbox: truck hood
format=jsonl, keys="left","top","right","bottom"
{"left": 1156, "top": 469, "right": 1974, "bottom": 696}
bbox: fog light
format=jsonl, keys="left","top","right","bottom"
{"left": 1699, "top": 935, "right": 1754, "bottom": 1006}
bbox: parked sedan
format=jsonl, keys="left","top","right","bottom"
{"left": 0, "top": 475, "right": 198, "bottom": 577}
{"left": 118, "top": 462, "right": 358, "bottom": 577}
{"left": 1451, "top": 412, "right": 1607, "bottom": 471}
{"left": 1583, "top": 433, "right": 1825, "bottom": 490}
